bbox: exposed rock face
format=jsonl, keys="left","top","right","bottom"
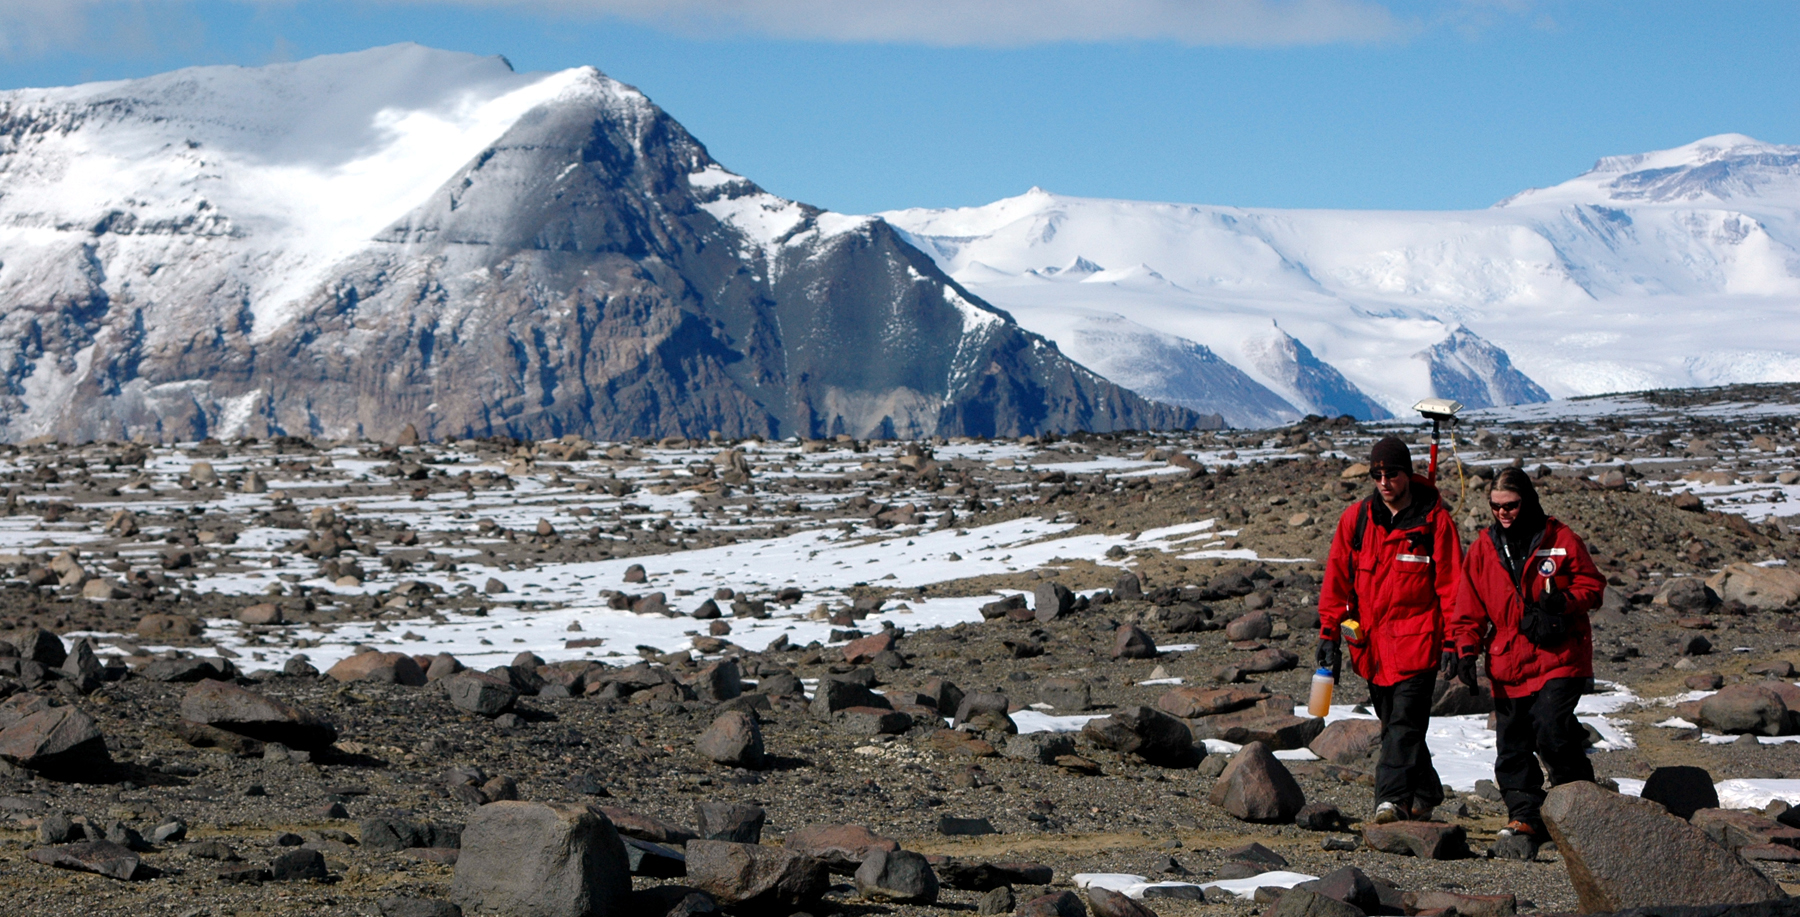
{"left": 0, "top": 47, "right": 1195, "bottom": 443}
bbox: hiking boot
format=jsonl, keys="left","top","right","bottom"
{"left": 1409, "top": 804, "right": 1435, "bottom": 822}
{"left": 1497, "top": 820, "right": 1540, "bottom": 838}
{"left": 1372, "top": 801, "right": 1404, "bottom": 824}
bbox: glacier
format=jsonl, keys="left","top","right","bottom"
{"left": 881, "top": 133, "right": 1800, "bottom": 420}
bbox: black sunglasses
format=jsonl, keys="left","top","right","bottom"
{"left": 1489, "top": 499, "right": 1523, "bottom": 514}
{"left": 1369, "top": 469, "right": 1407, "bottom": 481}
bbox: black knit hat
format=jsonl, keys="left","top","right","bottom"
{"left": 1369, "top": 436, "right": 1412, "bottom": 473}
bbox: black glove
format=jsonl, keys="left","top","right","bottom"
{"left": 1439, "top": 648, "right": 1458, "bottom": 675}
{"left": 1316, "top": 639, "right": 1340, "bottom": 673}
{"left": 1541, "top": 590, "right": 1569, "bottom": 616}
{"left": 1520, "top": 600, "right": 1570, "bottom": 648}
{"left": 1457, "top": 651, "right": 1480, "bottom": 691}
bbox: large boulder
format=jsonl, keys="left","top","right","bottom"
{"left": 809, "top": 677, "right": 890, "bottom": 720}
{"left": 27, "top": 840, "right": 142, "bottom": 880}
{"left": 328, "top": 651, "right": 427, "bottom": 686}
{"left": 1271, "top": 887, "right": 1366, "bottom": 917}
{"left": 781, "top": 823, "right": 898, "bottom": 872}
{"left": 1193, "top": 708, "right": 1324, "bottom": 751}
{"left": 178, "top": 680, "right": 338, "bottom": 750}
{"left": 695, "top": 711, "right": 767, "bottom": 769}
{"left": 854, "top": 848, "right": 939, "bottom": 904}
{"left": 695, "top": 801, "right": 765, "bottom": 844}
{"left": 1034, "top": 582, "right": 1075, "bottom": 622}
{"left": 1698, "top": 684, "right": 1791, "bottom": 736}
{"left": 1155, "top": 685, "right": 1266, "bottom": 719}
{"left": 686, "top": 840, "right": 828, "bottom": 912}
{"left": 1080, "top": 706, "right": 1196, "bottom": 766}
{"left": 1541, "top": 780, "right": 1786, "bottom": 912}
{"left": 0, "top": 698, "right": 109, "bottom": 774}
{"left": 1362, "top": 822, "right": 1469, "bottom": 859}
{"left": 1707, "top": 563, "right": 1800, "bottom": 611}
{"left": 450, "top": 801, "right": 631, "bottom": 917}
{"left": 1113, "top": 624, "right": 1159, "bottom": 659}
{"left": 444, "top": 671, "right": 519, "bottom": 718}
{"left": 1208, "top": 741, "right": 1305, "bottom": 823}
{"left": 1307, "top": 718, "right": 1382, "bottom": 764}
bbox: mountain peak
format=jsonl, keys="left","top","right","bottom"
{"left": 1497, "top": 134, "right": 1800, "bottom": 208}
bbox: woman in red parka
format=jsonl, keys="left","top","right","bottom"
{"left": 1449, "top": 466, "right": 1605, "bottom": 842}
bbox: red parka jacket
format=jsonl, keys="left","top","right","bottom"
{"left": 1318, "top": 475, "right": 1463, "bottom": 687}
{"left": 1450, "top": 517, "right": 1602, "bottom": 699}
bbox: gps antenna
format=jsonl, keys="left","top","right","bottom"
{"left": 1412, "top": 398, "right": 1463, "bottom": 483}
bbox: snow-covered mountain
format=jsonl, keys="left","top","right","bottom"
{"left": 882, "top": 134, "right": 1800, "bottom": 425}
{"left": 0, "top": 45, "right": 1195, "bottom": 442}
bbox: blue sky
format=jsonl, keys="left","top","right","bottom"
{"left": 1, "top": 1, "right": 1795, "bottom": 215}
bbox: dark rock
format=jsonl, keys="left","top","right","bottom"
{"left": 327, "top": 651, "right": 427, "bottom": 686}
{"left": 630, "top": 886, "right": 719, "bottom": 917}
{"left": 1087, "top": 886, "right": 1159, "bottom": 917}
{"left": 1541, "top": 780, "right": 1785, "bottom": 911}
{"left": 1403, "top": 890, "right": 1516, "bottom": 917}
{"left": 980, "top": 594, "right": 1028, "bottom": 620}
{"left": 1307, "top": 718, "right": 1381, "bottom": 764}
{"left": 1035, "top": 582, "right": 1075, "bottom": 621}
{"left": 1490, "top": 832, "right": 1539, "bottom": 861}
{"left": 1080, "top": 705, "right": 1196, "bottom": 766}
{"left": 624, "top": 835, "right": 687, "bottom": 878}
{"left": 450, "top": 801, "right": 631, "bottom": 917}
{"left": 782, "top": 823, "right": 898, "bottom": 872}
{"left": 177, "top": 719, "right": 266, "bottom": 756}
{"left": 1225, "top": 611, "right": 1273, "bottom": 642}
{"left": 695, "top": 710, "right": 766, "bottom": 769}
{"left": 1155, "top": 685, "right": 1266, "bottom": 718}
{"left": 142, "top": 657, "right": 235, "bottom": 682}
{"left": 695, "top": 801, "right": 765, "bottom": 844}
{"left": 1223, "top": 842, "right": 1288, "bottom": 867}
{"left": 444, "top": 671, "right": 519, "bottom": 717}
{"left": 378, "top": 897, "right": 464, "bottom": 917}
{"left": 935, "top": 858, "right": 1054, "bottom": 891}
{"left": 27, "top": 840, "right": 142, "bottom": 880}
{"left": 179, "top": 679, "right": 338, "bottom": 750}
{"left": 1361, "top": 821, "right": 1469, "bottom": 859}
{"left": 1003, "top": 732, "right": 1077, "bottom": 764}
{"left": 16, "top": 629, "right": 66, "bottom": 668}
{"left": 1208, "top": 741, "right": 1305, "bottom": 823}
{"left": 0, "top": 700, "right": 109, "bottom": 773}
{"left": 855, "top": 847, "right": 939, "bottom": 904}
{"left": 1113, "top": 624, "right": 1159, "bottom": 659}
{"left": 1240, "top": 647, "right": 1299, "bottom": 673}
{"left": 1194, "top": 708, "right": 1325, "bottom": 751}
{"left": 834, "top": 706, "right": 913, "bottom": 735}
{"left": 1294, "top": 865, "right": 1381, "bottom": 913}
{"left": 810, "top": 677, "right": 891, "bottom": 720}
{"left": 1642, "top": 765, "right": 1721, "bottom": 819}
{"left": 686, "top": 839, "right": 829, "bottom": 912}
{"left": 1017, "top": 890, "right": 1088, "bottom": 917}
{"left": 954, "top": 691, "right": 1016, "bottom": 733}
{"left": 1430, "top": 676, "right": 1496, "bottom": 716}
{"left": 270, "top": 848, "right": 328, "bottom": 881}
{"left": 1272, "top": 887, "right": 1366, "bottom": 917}
{"left": 595, "top": 806, "right": 696, "bottom": 845}
{"left": 1038, "top": 677, "right": 1092, "bottom": 711}
{"left": 938, "top": 816, "right": 997, "bottom": 836}
{"left": 1699, "top": 684, "right": 1790, "bottom": 736}
{"left": 693, "top": 658, "right": 743, "bottom": 703}
{"left": 1691, "top": 808, "right": 1800, "bottom": 851}
{"left": 1295, "top": 802, "right": 1347, "bottom": 831}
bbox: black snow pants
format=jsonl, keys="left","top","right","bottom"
{"left": 1369, "top": 670, "right": 1445, "bottom": 813}
{"left": 1493, "top": 676, "right": 1595, "bottom": 827}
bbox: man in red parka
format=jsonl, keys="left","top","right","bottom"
{"left": 1318, "top": 436, "right": 1462, "bottom": 824}
{"left": 1449, "top": 466, "right": 1604, "bottom": 842}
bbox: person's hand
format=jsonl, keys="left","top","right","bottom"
{"left": 1316, "top": 640, "right": 1340, "bottom": 673}
{"left": 1542, "top": 591, "right": 1569, "bottom": 615}
{"left": 1457, "top": 651, "right": 1480, "bottom": 691}
{"left": 1440, "top": 648, "right": 1458, "bottom": 674}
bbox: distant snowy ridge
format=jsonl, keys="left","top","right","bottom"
{"left": 882, "top": 134, "right": 1800, "bottom": 420}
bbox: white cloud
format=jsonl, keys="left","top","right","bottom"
{"left": 520, "top": 0, "right": 1413, "bottom": 47}
{"left": 2, "top": 0, "right": 1415, "bottom": 56}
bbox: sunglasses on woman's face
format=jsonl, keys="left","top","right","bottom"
{"left": 1489, "top": 499, "right": 1523, "bottom": 514}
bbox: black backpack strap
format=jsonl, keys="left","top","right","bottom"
{"left": 1351, "top": 500, "right": 1370, "bottom": 553}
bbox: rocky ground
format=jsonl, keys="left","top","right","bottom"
{"left": 0, "top": 384, "right": 1797, "bottom": 916}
